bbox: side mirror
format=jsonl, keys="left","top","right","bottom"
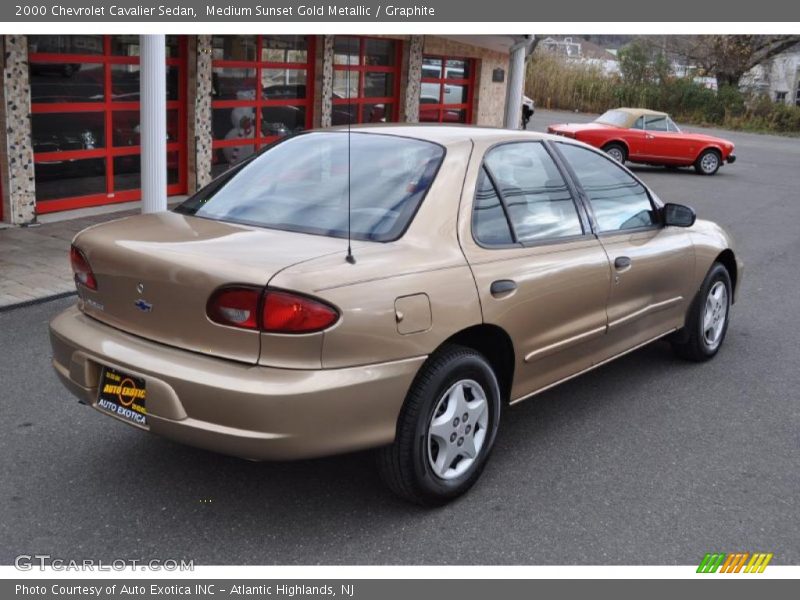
{"left": 663, "top": 203, "right": 696, "bottom": 228}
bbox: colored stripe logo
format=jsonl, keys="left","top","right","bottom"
{"left": 697, "top": 552, "right": 773, "bottom": 573}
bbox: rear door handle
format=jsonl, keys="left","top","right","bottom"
{"left": 490, "top": 280, "right": 517, "bottom": 297}
{"left": 614, "top": 256, "right": 632, "bottom": 270}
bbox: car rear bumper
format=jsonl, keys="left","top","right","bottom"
{"left": 49, "top": 305, "right": 424, "bottom": 460}
{"left": 727, "top": 154, "right": 737, "bottom": 164}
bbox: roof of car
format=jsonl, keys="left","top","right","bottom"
{"left": 614, "top": 107, "right": 668, "bottom": 117}
{"left": 325, "top": 123, "right": 554, "bottom": 146}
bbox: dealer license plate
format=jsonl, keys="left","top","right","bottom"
{"left": 96, "top": 367, "right": 147, "bottom": 427}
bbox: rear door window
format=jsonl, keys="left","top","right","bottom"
{"left": 474, "top": 142, "right": 584, "bottom": 245}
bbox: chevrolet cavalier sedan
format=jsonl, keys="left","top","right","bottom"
{"left": 50, "top": 125, "right": 742, "bottom": 505}
{"left": 548, "top": 108, "right": 737, "bottom": 175}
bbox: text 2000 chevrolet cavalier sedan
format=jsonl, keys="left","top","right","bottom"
{"left": 50, "top": 125, "right": 742, "bottom": 505}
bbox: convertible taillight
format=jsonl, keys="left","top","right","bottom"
{"left": 70, "top": 245, "right": 97, "bottom": 290}
{"left": 207, "top": 287, "right": 339, "bottom": 333}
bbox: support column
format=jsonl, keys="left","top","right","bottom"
{"left": 1, "top": 35, "right": 36, "bottom": 224}
{"left": 140, "top": 35, "right": 167, "bottom": 213}
{"left": 319, "top": 35, "right": 334, "bottom": 128}
{"left": 403, "top": 35, "right": 424, "bottom": 123}
{"left": 193, "top": 35, "right": 213, "bottom": 190}
{"left": 503, "top": 36, "right": 532, "bottom": 130}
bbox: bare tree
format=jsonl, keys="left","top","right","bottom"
{"left": 668, "top": 35, "right": 800, "bottom": 88}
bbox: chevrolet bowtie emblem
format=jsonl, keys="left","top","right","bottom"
{"left": 134, "top": 299, "right": 152, "bottom": 313}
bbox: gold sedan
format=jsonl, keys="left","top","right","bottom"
{"left": 50, "top": 125, "right": 742, "bottom": 505}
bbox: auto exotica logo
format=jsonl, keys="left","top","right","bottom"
{"left": 697, "top": 552, "right": 773, "bottom": 573}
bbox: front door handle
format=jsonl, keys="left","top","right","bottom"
{"left": 614, "top": 256, "right": 632, "bottom": 270}
{"left": 490, "top": 279, "right": 517, "bottom": 297}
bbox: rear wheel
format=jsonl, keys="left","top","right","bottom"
{"left": 694, "top": 149, "right": 721, "bottom": 175}
{"left": 602, "top": 143, "right": 627, "bottom": 164}
{"left": 377, "top": 344, "right": 501, "bottom": 506}
{"left": 671, "top": 263, "right": 732, "bottom": 361}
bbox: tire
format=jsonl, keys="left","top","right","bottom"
{"left": 694, "top": 148, "right": 721, "bottom": 175}
{"left": 377, "top": 344, "right": 502, "bottom": 506}
{"left": 671, "top": 262, "right": 732, "bottom": 362}
{"left": 602, "top": 142, "right": 627, "bottom": 164}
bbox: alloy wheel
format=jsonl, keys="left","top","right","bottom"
{"left": 427, "top": 379, "right": 489, "bottom": 480}
{"left": 702, "top": 281, "right": 728, "bottom": 350}
{"left": 606, "top": 147, "right": 625, "bottom": 163}
{"left": 701, "top": 152, "right": 719, "bottom": 174}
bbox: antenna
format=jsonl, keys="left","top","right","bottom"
{"left": 345, "top": 47, "right": 356, "bottom": 265}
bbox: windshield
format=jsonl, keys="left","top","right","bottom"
{"left": 595, "top": 110, "right": 630, "bottom": 127}
{"left": 176, "top": 131, "right": 445, "bottom": 242}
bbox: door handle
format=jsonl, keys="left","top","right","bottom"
{"left": 646, "top": 134, "right": 655, "bottom": 139}
{"left": 614, "top": 256, "right": 632, "bottom": 270}
{"left": 490, "top": 280, "right": 517, "bottom": 297}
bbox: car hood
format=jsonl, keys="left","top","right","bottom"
{"left": 673, "top": 131, "right": 734, "bottom": 146}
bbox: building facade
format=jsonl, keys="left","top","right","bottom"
{"left": 0, "top": 34, "right": 521, "bottom": 225}
{"left": 741, "top": 48, "right": 800, "bottom": 106}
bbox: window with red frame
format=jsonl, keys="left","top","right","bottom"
{"left": 419, "top": 55, "right": 475, "bottom": 124}
{"left": 28, "top": 35, "right": 187, "bottom": 214}
{"left": 211, "top": 35, "right": 315, "bottom": 178}
{"left": 332, "top": 37, "right": 402, "bottom": 126}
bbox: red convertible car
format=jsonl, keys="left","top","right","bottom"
{"left": 547, "top": 108, "right": 736, "bottom": 175}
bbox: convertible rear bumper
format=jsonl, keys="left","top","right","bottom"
{"left": 727, "top": 154, "right": 737, "bottom": 164}
{"left": 50, "top": 304, "right": 425, "bottom": 461}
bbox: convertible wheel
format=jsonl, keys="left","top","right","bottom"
{"left": 602, "top": 143, "right": 627, "bottom": 164}
{"left": 671, "top": 262, "right": 732, "bottom": 361}
{"left": 377, "top": 344, "right": 501, "bottom": 506}
{"left": 694, "top": 149, "right": 721, "bottom": 175}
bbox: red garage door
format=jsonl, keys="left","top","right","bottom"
{"left": 332, "top": 36, "right": 402, "bottom": 126}
{"left": 210, "top": 35, "right": 315, "bottom": 178}
{"left": 28, "top": 35, "right": 187, "bottom": 214}
{"left": 419, "top": 55, "right": 475, "bottom": 124}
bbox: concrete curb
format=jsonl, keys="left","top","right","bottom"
{"left": 0, "top": 291, "right": 77, "bottom": 314}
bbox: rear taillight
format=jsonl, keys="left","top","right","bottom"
{"left": 207, "top": 286, "right": 261, "bottom": 329}
{"left": 207, "top": 287, "right": 339, "bottom": 333}
{"left": 262, "top": 290, "right": 339, "bottom": 333}
{"left": 70, "top": 245, "right": 97, "bottom": 290}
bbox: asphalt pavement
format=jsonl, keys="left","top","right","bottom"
{"left": 1, "top": 110, "right": 798, "bottom": 565}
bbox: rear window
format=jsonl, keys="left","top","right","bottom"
{"left": 595, "top": 110, "right": 630, "bottom": 127}
{"left": 176, "top": 131, "right": 444, "bottom": 242}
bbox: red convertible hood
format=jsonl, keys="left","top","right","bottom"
{"left": 676, "top": 131, "right": 733, "bottom": 145}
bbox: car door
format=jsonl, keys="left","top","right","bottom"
{"left": 623, "top": 115, "right": 650, "bottom": 160}
{"left": 643, "top": 114, "right": 687, "bottom": 162}
{"left": 554, "top": 142, "right": 696, "bottom": 357}
{"left": 459, "top": 141, "right": 613, "bottom": 402}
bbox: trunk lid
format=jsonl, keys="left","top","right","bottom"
{"left": 548, "top": 122, "right": 613, "bottom": 135}
{"left": 73, "top": 212, "right": 345, "bottom": 364}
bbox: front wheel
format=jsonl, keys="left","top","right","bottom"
{"left": 377, "top": 344, "right": 501, "bottom": 506}
{"left": 694, "top": 149, "right": 721, "bottom": 175}
{"left": 671, "top": 263, "right": 732, "bottom": 361}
